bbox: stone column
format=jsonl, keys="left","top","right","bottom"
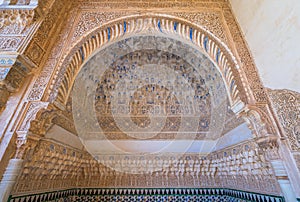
{"left": 0, "top": 133, "right": 39, "bottom": 201}
{"left": 258, "top": 136, "right": 297, "bottom": 202}
{"left": 0, "top": 159, "right": 23, "bottom": 202}
{"left": 270, "top": 160, "right": 297, "bottom": 202}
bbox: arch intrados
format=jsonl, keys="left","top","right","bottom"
{"left": 49, "top": 14, "right": 249, "bottom": 113}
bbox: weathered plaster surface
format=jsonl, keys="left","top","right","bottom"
{"left": 230, "top": 0, "right": 300, "bottom": 92}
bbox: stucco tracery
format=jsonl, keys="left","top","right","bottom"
{"left": 0, "top": 0, "right": 299, "bottom": 201}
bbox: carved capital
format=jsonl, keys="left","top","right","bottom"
{"left": 241, "top": 109, "right": 268, "bottom": 138}
{"left": 16, "top": 101, "right": 48, "bottom": 132}
{"left": 241, "top": 104, "right": 278, "bottom": 138}
{"left": 0, "top": 82, "right": 9, "bottom": 111}
{"left": 8, "top": 101, "right": 49, "bottom": 159}
{"left": 14, "top": 132, "right": 39, "bottom": 160}
{"left": 0, "top": 55, "right": 36, "bottom": 110}
{"left": 14, "top": 133, "right": 28, "bottom": 159}
{"left": 257, "top": 135, "right": 280, "bottom": 161}
{"left": 28, "top": 104, "right": 58, "bottom": 136}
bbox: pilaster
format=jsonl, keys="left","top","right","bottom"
{"left": 257, "top": 136, "right": 297, "bottom": 201}
{"left": 0, "top": 159, "right": 23, "bottom": 202}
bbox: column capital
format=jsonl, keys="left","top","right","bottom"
{"left": 14, "top": 132, "right": 39, "bottom": 159}
{"left": 256, "top": 135, "right": 280, "bottom": 161}
{"left": 0, "top": 54, "right": 36, "bottom": 111}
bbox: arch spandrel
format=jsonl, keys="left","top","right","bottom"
{"left": 46, "top": 15, "right": 251, "bottom": 114}
{"left": 24, "top": 14, "right": 279, "bottom": 166}
{"left": 1, "top": 2, "right": 299, "bottom": 201}
{"left": 21, "top": 14, "right": 279, "bottom": 161}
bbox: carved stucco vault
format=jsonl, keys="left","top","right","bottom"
{"left": 0, "top": 0, "right": 299, "bottom": 200}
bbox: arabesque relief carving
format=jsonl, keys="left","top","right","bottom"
{"left": 221, "top": 6, "right": 267, "bottom": 104}
{"left": 50, "top": 15, "right": 245, "bottom": 110}
{"left": 13, "top": 139, "right": 281, "bottom": 195}
{"left": 27, "top": 2, "right": 76, "bottom": 101}
{"left": 0, "top": 0, "right": 68, "bottom": 111}
{"left": 268, "top": 89, "right": 300, "bottom": 174}
{"left": 0, "top": 0, "right": 298, "bottom": 201}
{"left": 0, "top": 9, "right": 35, "bottom": 35}
{"left": 268, "top": 89, "right": 300, "bottom": 151}
{"left": 0, "top": 58, "right": 31, "bottom": 111}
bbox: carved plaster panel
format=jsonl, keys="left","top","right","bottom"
{"left": 27, "top": 6, "right": 78, "bottom": 101}
{"left": 0, "top": 36, "right": 22, "bottom": 51}
{"left": 76, "top": 0, "right": 225, "bottom": 10}
{"left": 31, "top": 0, "right": 66, "bottom": 49}
{"left": 12, "top": 139, "right": 281, "bottom": 195}
{"left": 24, "top": 40, "right": 44, "bottom": 66}
{"left": 70, "top": 10, "right": 228, "bottom": 44}
{"left": 0, "top": 9, "right": 35, "bottom": 35}
{"left": 25, "top": 0, "right": 267, "bottom": 109}
{"left": 39, "top": 0, "right": 249, "bottom": 107}
{"left": 268, "top": 89, "right": 300, "bottom": 151}
{"left": 71, "top": 12, "right": 128, "bottom": 42}
{"left": 221, "top": 6, "right": 266, "bottom": 103}
{"left": 0, "top": 1, "right": 297, "bottom": 200}
{"left": 173, "top": 12, "right": 227, "bottom": 43}
{"left": 17, "top": 101, "right": 48, "bottom": 132}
